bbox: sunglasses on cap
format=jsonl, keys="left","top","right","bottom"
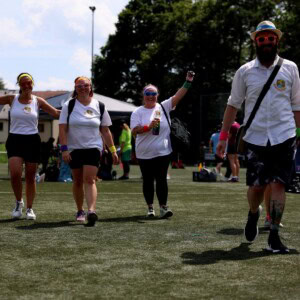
{"left": 144, "top": 91, "right": 158, "bottom": 96}
{"left": 256, "top": 36, "right": 277, "bottom": 43}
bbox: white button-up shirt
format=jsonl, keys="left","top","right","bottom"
{"left": 228, "top": 55, "right": 300, "bottom": 146}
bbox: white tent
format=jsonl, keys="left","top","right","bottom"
{"left": 43, "top": 92, "right": 137, "bottom": 120}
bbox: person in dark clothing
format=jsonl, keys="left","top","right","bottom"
{"left": 40, "top": 137, "right": 55, "bottom": 175}
{"left": 98, "top": 146, "right": 117, "bottom": 180}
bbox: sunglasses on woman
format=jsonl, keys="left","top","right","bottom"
{"left": 144, "top": 91, "right": 158, "bottom": 96}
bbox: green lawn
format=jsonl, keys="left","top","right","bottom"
{"left": 0, "top": 164, "right": 299, "bottom": 299}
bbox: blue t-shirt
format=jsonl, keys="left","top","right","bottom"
{"left": 210, "top": 132, "right": 220, "bottom": 154}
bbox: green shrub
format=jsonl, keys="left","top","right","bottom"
{"left": 0, "top": 143, "right": 7, "bottom": 163}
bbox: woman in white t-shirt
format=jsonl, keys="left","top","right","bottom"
{"left": 59, "top": 76, "right": 118, "bottom": 226}
{"left": 0, "top": 73, "right": 60, "bottom": 220}
{"left": 130, "top": 71, "right": 195, "bottom": 218}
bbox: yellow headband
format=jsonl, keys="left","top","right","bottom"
{"left": 18, "top": 73, "right": 34, "bottom": 85}
{"left": 75, "top": 76, "right": 91, "bottom": 84}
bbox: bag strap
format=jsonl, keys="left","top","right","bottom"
{"left": 67, "top": 98, "right": 76, "bottom": 129}
{"left": 160, "top": 104, "right": 171, "bottom": 129}
{"left": 99, "top": 101, "right": 105, "bottom": 122}
{"left": 244, "top": 57, "right": 283, "bottom": 131}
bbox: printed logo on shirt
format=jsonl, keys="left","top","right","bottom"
{"left": 274, "top": 79, "right": 286, "bottom": 91}
{"left": 84, "top": 109, "right": 94, "bottom": 118}
{"left": 23, "top": 106, "right": 31, "bottom": 114}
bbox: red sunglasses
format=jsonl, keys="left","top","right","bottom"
{"left": 256, "top": 36, "right": 277, "bottom": 43}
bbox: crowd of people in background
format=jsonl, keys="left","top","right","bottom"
{"left": 209, "top": 121, "right": 241, "bottom": 182}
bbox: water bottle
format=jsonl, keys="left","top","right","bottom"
{"left": 152, "top": 110, "right": 161, "bottom": 135}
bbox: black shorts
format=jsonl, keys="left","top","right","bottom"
{"left": 246, "top": 137, "right": 296, "bottom": 187}
{"left": 214, "top": 154, "right": 224, "bottom": 164}
{"left": 69, "top": 148, "right": 101, "bottom": 169}
{"left": 227, "top": 143, "right": 237, "bottom": 154}
{"left": 6, "top": 133, "right": 41, "bottom": 163}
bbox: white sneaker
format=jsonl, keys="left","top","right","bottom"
{"left": 212, "top": 168, "right": 218, "bottom": 175}
{"left": 26, "top": 208, "right": 36, "bottom": 220}
{"left": 160, "top": 206, "right": 173, "bottom": 219}
{"left": 12, "top": 200, "right": 24, "bottom": 219}
{"left": 39, "top": 173, "right": 45, "bottom": 183}
{"left": 147, "top": 207, "right": 155, "bottom": 218}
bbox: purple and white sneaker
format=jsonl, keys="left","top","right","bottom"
{"left": 76, "top": 210, "right": 86, "bottom": 222}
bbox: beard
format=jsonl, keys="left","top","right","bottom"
{"left": 256, "top": 43, "right": 278, "bottom": 65}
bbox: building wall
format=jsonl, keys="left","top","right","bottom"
{"left": 39, "top": 120, "right": 51, "bottom": 142}
{"left": 38, "top": 120, "right": 59, "bottom": 142}
{"left": 52, "top": 120, "right": 59, "bottom": 142}
{"left": 0, "top": 120, "right": 9, "bottom": 143}
{"left": 0, "top": 119, "right": 58, "bottom": 144}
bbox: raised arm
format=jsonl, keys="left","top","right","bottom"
{"left": 0, "top": 95, "right": 14, "bottom": 106}
{"left": 171, "top": 71, "right": 195, "bottom": 108}
{"left": 38, "top": 97, "right": 61, "bottom": 118}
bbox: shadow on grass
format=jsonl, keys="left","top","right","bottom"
{"left": 15, "top": 220, "right": 81, "bottom": 230}
{"left": 0, "top": 218, "right": 21, "bottom": 223}
{"left": 99, "top": 215, "right": 166, "bottom": 223}
{"left": 181, "top": 243, "right": 299, "bottom": 265}
{"left": 217, "top": 227, "right": 269, "bottom": 236}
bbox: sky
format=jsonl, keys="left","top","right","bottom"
{"left": 0, "top": 0, "right": 129, "bottom": 91}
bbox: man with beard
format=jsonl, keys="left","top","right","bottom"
{"left": 216, "top": 21, "right": 300, "bottom": 253}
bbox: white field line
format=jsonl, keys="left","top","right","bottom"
{"left": 0, "top": 191, "right": 244, "bottom": 195}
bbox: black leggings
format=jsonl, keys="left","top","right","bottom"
{"left": 138, "top": 155, "right": 170, "bottom": 206}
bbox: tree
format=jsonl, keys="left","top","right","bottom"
{"left": 94, "top": 0, "right": 290, "bottom": 103}
{"left": 93, "top": 0, "right": 191, "bottom": 104}
{"left": 0, "top": 78, "right": 4, "bottom": 89}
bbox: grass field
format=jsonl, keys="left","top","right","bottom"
{"left": 0, "top": 163, "right": 300, "bottom": 299}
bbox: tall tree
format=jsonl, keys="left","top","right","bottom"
{"left": 93, "top": 0, "right": 192, "bottom": 104}
{"left": 94, "top": 0, "right": 288, "bottom": 103}
{"left": 0, "top": 78, "right": 5, "bottom": 89}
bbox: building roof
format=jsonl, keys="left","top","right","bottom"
{"left": 32, "top": 91, "right": 68, "bottom": 99}
{"left": 0, "top": 90, "right": 137, "bottom": 120}
{"left": 46, "top": 92, "right": 137, "bottom": 113}
{"left": 43, "top": 92, "right": 137, "bottom": 120}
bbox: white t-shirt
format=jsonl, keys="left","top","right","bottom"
{"left": 228, "top": 56, "right": 300, "bottom": 146}
{"left": 130, "top": 97, "right": 173, "bottom": 159}
{"left": 59, "top": 98, "right": 112, "bottom": 151}
{"left": 10, "top": 94, "right": 39, "bottom": 135}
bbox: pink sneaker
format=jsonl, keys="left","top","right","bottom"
{"left": 76, "top": 210, "right": 86, "bottom": 222}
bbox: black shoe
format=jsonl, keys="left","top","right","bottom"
{"left": 86, "top": 212, "right": 98, "bottom": 227}
{"left": 244, "top": 207, "right": 261, "bottom": 242}
{"left": 118, "top": 175, "right": 129, "bottom": 180}
{"left": 266, "top": 230, "right": 289, "bottom": 254}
